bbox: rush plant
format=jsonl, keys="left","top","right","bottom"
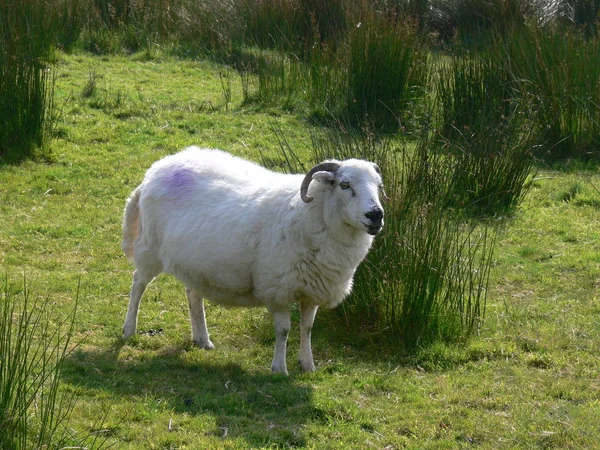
{"left": 0, "top": 0, "right": 56, "bottom": 162}
{"left": 0, "top": 279, "right": 77, "bottom": 449}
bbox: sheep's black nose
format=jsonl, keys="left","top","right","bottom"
{"left": 365, "top": 208, "right": 384, "bottom": 223}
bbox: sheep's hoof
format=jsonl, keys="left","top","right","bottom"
{"left": 299, "top": 359, "right": 316, "bottom": 372}
{"left": 271, "top": 363, "right": 289, "bottom": 375}
{"left": 122, "top": 326, "right": 136, "bottom": 340}
{"left": 194, "top": 340, "right": 214, "bottom": 350}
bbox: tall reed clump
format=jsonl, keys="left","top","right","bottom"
{"left": 435, "top": 42, "right": 539, "bottom": 217}
{"left": 248, "top": 8, "right": 429, "bottom": 131}
{"left": 501, "top": 24, "right": 600, "bottom": 159}
{"left": 343, "top": 13, "right": 429, "bottom": 130}
{"left": 174, "top": 0, "right": 245, "bottom": 59}
{"left": 238, "top": 0, "right": 347, "bottom": 57}
{"left": 304, "top": 125, "right": 495, "bottom": 348}
{"left": 0, "top": 0, "right": 56, "bottom": 162}
{"left": 79, "top": 0, "right": 182, "bottom": 54}
{"left": 0, "top": 278, "right": 90, "bottom": 449}
{"left": 55, "top": 0, "right": 86, "bottom": 51}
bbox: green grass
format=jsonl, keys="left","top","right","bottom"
{"left": 0, "top": 278, "right": 108, "bottom": 449}
{"left": 0, "top": 0, "right": 56, "bottom": 162}
{"left": 1, "top": 50, "right": 600, "bottom": 448}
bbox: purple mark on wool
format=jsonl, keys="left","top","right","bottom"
{"left": 166, "top": 168, "right": 196, "bottom": 195}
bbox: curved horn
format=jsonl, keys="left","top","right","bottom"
{"left": 300, "top": 161, "right": 341, "bottom": 203}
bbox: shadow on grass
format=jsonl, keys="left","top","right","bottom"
{"left": 61, "top": 340, "right": 315, "bottom": 447}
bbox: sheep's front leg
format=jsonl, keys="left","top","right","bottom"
{"left": 299, "top": 301, "right": 318, "bottom": 371}
{"left": 269, "top": 307, "right": 291, "bottom": 375}
{"left": 186, "top": 287, "right": 214, "bottom": 350}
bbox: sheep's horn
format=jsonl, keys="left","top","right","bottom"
{"left": 300, "top": 162, "right": 341, "bottom": 203}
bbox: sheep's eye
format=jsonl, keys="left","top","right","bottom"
{"left": 339, "top": 182, "right": 351, "bottom": 190}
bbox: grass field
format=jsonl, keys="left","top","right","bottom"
{"left": 1, "top": 51, "right": 600, "bottom": 449}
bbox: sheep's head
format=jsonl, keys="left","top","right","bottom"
{"left": 300, "top": 159, "right": 387, "bottom": 236}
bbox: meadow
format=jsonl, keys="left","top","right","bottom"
{"left": 2, "top": 0, "right": 600, "bottom": 448}
{"left": 0, "top": 49, "right": 599, "bottom": 449}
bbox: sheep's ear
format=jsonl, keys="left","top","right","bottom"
{"left": 312, "top": 171, "right": 336, "bottom": 185}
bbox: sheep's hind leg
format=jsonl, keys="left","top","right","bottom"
{"left": 299, "top": 301, "right": 318, "bottom": 371}
{"left": 123, "top": 269, "right": 153, "bottom": 339}
{"left": 186, "top": 287, "right": 214, "bottom": 350}
{"left": 269, "top": 307, "right": 291, "bottom": 375}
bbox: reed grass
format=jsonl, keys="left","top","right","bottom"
{"left": 501, "top": 24, "right": 600, "bottom": 159}
{"left": 174, "top": 0, "right": 243, "bottom": 59}
{"left": 55, "top": 0, "right": 85, "bottom": 51}
{"left": 562, "top": 0, "right": 600, "bottom": 35}
{"left": 238, "top": 0, "right": 346, "bottom": 57}
{"left": 0, "top": 278, "right": 78, "bottom": 449}
{"left": 344, "top": 14, "right": 428, "bottom": 130}
{"left": 435, "top": 43, "right": 539, "bottom": 217}
{"left": 0, "top": 0, "right": 56, "bottom": 162}
{"left": 40, "top": 0, "right": 600, "bottom": 161}
{"left": 428, "top": 0, "right": 532, "bottom": 43}
{"left": 246, "top": 11, "right": 428, "bottom": 131}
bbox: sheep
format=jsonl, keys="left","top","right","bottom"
{"left": 121, "top": 146, "right": 386, "bottom": 374}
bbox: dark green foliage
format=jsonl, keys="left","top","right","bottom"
{"left": 248, "top": 12, "right": 428, "bottom": 131}
{"left": 436, "top": 47, "right": 514, "bottom": 141}
{"left": 436, "top": 120, "right": 539, "bottom": 218}
{"left": 0, "top": 0, "right": 56, "bottom": 162}
{"left": 428, "top": 0, "right": 532, "bottom": 43}
{"left": 435, "top": 44, "right": 539, "bottom": 217}
{"left": 0, "top": 279, "right": 76, "bottom": 449}
{"left": 239, "top": 0, "right": 347, "bottom": 56}
{"left": 55, "top": 0, "right": 85, "bottom": 51}
{"left": 500, "top": 25, "right": 600, "bottom": 160}
{"left": 81, "top": 0, "right": 178, "bottom": 54}
{"left": 39, "top": 0, "right": 600, "bottom": 161}
{"left": 174, "top": 0, "right": 244, "bottom": 59}
{"left": 345, "top": 15, "right": 428, "bottom": 130}
{"left": 562, "top": 0, "right": 600, "bottom": 35}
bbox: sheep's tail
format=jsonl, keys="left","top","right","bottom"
{"left": 121, "top": 186, "right": 142, "bottom": 262}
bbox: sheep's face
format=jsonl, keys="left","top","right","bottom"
{"left": 313, "top": 160, "right": 385, "bottom": 236}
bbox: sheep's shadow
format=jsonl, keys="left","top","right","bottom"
{"left": 61, "top": 340, "right": 315, "bottom": 447}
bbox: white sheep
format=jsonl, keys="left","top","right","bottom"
{"left": 121, "top": 147, "right": 386, "bottom": 374}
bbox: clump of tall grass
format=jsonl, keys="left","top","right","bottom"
{"left": 238, "top": 0, "right": 347, "bottom": 57}
{"left": 246, "top": 11, "right": 428, "bottom": 131}
{"left": 501, "top": 24, "right": 600, "bottom": 159}
{"left": 55, "top": 0, "right": 86, "bottom": 51}
{"left": 555, "top": 0, "right": 600, "bottom": 35}
{"left": 0, "top": 0, "right": 56, "bottom": 162}
{"left": 78, "top": 0, "right": 180, "bottom": 54}
{"left": 438, "top": 120, "right": 539, "bottom": 217}
{"left": 174, "top": 0, "right": 244, "bottom": 59}
{"left": 0, "top": 278, "right": 103, "bottom": 449}
{"left": 435, "top": 43, "right": 539, "bottom": 216}
{"left": 435, "top": 47, "right": 513, "bottom": 140}
{"left": 343, "top": 13, "right": 429, "bottom": 130}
